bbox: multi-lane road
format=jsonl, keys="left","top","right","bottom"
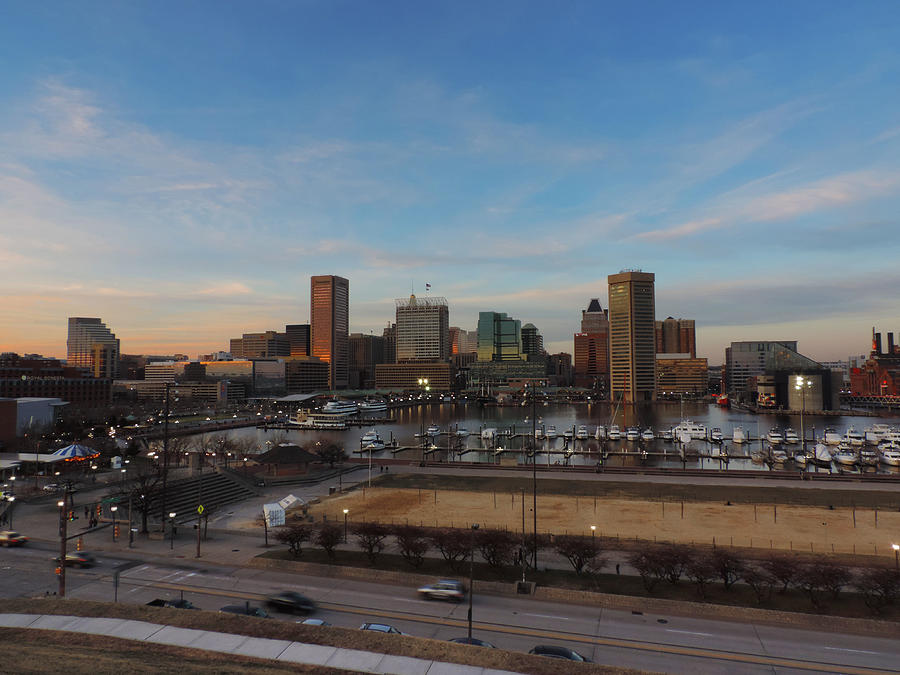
{"left": 2, "top": 542, "right": 899, "bottom": 674}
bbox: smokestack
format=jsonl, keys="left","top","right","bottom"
{"left": 889, "top": 332, "right": 896, "bottom": 355}
{"left": 875, "top": 332, "right": 883, "bottom": 355}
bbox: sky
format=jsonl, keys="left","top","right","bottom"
{"left": 1, "top": 1, "right": 899, "bottom": 364}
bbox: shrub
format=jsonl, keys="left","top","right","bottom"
{"left": 352, "top": 521, "right": 390, "bottom": 565}
{"left": 315, "top": 524, "right": 343, "bottom": 562}
{"left": 274, "top": 524, "right": 311, "bottom": 558}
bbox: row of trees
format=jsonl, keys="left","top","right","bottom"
{"left": 272, "top": 522, "right": 900, "bottom": 615}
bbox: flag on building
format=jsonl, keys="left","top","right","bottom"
{"left": 425, "top": 283, "right": 431, "bottom": 291}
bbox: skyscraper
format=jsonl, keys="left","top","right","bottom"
{"left": 655, "top": 317, "right": 696, "bottom": 357}
{"left": 285, "top": 324, "right": 311, "bottom": 357}
{"left": 395, "top": 295, "right": 449, "bottom": 362}
{"left": 67, "top": 317, "right": 120, "bottom": 379}
{"left": 574, "top": 299, "right": 609, "bottom": 390}
{"left": 608, "top": 271, "right": 656, "bottom": 403}
{"left": 521, "top": 324, "right": 544, "bottom": 357}
{"left": 310, "top": 275, "right": 349, "bottom": 389}
{"left": 476, "top": 312, "right": 522, "bottom": 361}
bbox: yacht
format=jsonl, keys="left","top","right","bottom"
{"left": 358, "top": 399, "right": 388, "bottom": 414}
{"left": 455, "top": 427, "right": 470, "bottom": 438}
{"left": 884, "top": 429, "right": 900, "bottom": 444}
{"left": 710, "top": 428, "right": 723, "bottom": 444}
{"left": 594, "top": 425, "right": 606, "bottom": 440}
{"left": 659, "top": 428, "right": 674, "bottom": 442}
{"left": 322, "top": 399, "right": 359, "bottom": 416}
{"left": 426, "top": 425, "right": 441, "bottom": 436}
{"left": 732, "top": 426, "right": 748, "bottom": 444}
{"left": 563, "top": 428, "right": 575, "bottom": 440}
{"left": 859, "top": 448, "right": 879, "bottom": 466}
{"left": 533, "top": 427, "right": 544, "bottom": 439}
{"left": 783, "top": 428, "right": 800, "bottom": 445}
{"left": 833, "top": 448, "right": 859, "bottom": 466}
{"left": 844, "top": 426, "right": 865, "bottom": 447}
{"left": 361, "top": 428, "right": 381, "bottom": 445}
{"left": 625, "top": 427, "right": 640, "bottom": 442}
{"left": 575, "top": 425, "right": 589, "bottom": 440}
{"left": 813, "top": 444, "right": 833, "bottom": 467}
{"left": 866, "top": 423, "right": 891, "bottom": 444}
{"left": 641, "top": 428, "right": 655, "bottom": 442}
{"left": 673, "top": 420, "right": 707, "bottom": 440}
{"left": 545, "top": 425, "right": 558, "bottom": 439}
{"left": 770, "top": 448, "right": 789, "bottom": 464}
{"left": 607, "top": 425, "right": 621, "bottom": 441}
{"left": 881, "top": 448, "right": 900, "bottom": 467}
{"left": 766, "top": 428, "right": 784, "bottom": 445}
{"left": 823, "top": 427, "right": 841, "bottom": 445}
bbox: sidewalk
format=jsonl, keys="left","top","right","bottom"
{"left": 0, "top": 612, "right": 520, "bottom": 675}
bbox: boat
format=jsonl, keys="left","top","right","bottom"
{"left": 844, "top": 426, "right": 865, "bottom": 447}
{"left": 659, "top": 428, "right": 674, "bottom": 442}
{"left": 321, "top": 399, "right": 359, "bottom": 416}
{"left": 545, "top": 425, "right": 558, "bottom": 439}
{"left": 732, "top": 426, "right": 748, "bottom": 444}
{"left": 783, "top": 428, "right": 800, "bottom": 445}
{"left": 810, "top": 444, "right": 832, "bottom": 467}
{"left": 883, "top": 429, "right": 900, "bottom": 444}
{"left": 361, "top": 428, "right": 382, "bottom": 445}
{"left": 716, "top": 394, "right": 730, "bottom": 407}
{"left": 594, "top": 425, "right": 606, "bottom": 440}
{"left": 866, "top": 423, "right": 891, "bottom": 444}
{"left": 607, "top": 425, "right": 621, "bottom": 441}
{"left": 881, "top": 449, "right": 900, "bottom": 467}
{"left": 625, "top": 427, "right": 640, "bottom": 442}
{"left": 794, "top": 451, "right": 810, "bottom": 466}
{"left": 710, "top": 428, "right": 723, "bottom": 444}
{"left": 823, "top": 427, "right": 841, "bottom": 445}
{"left": 481, "top": 427, "right": 497, "bottom": 441}
{"left": 289, "top": 410, "right": 347, "bottom": 429}
{"left": 766, "top": 429, "right": 784, "bottom": 445}
{"left": 533, "top": 427, "right": 544, "bottom": 439}
{"left": 426, "top": 425, "right": 440, "bottom": 436}
{"left": 575, "top": 425, "right": 589, "bottom": 440}
{"left": 859, "top": 449, "right": 879, "bottom": 466}
{"left": 673, "top": 420, "right": 707, "bottom": 440}
{"left": 358, "top": 399, "right": 388, "bottom": 413}
{"left": 641, "top": 428, "right": 655, "bottom": 442}
{"left": 563, "top": 428, "right": 575, "bottom": 440}
{"left": 770, "top": 448, "right": 789, "bottom": 464}
{"left": 833, "top": 448, "right": 859, "bottom": 466}
{"left": 456, "top": 427, "right": 470, "bottom": 438}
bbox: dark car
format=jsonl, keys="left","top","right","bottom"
{"left": 359, "top": 623, "right": 406, "bottom": 635}
{"left": 58, "top": 551, "right": 96, "bottom": 568}
{"left": 529, "top": 645, "right": 591, "bottom": 662}
{"left": 146, "top": 598, "right": 198, "bottom": 610}
{"left": 0, "top": 531, "right": 28, "bottom": 547}
{"left": 265, "top": 591, "right": 316, "bottom": 615}
{"left": 417, "top": 579, "right": 464, "bottom": 602}
{"left": 449, "top": 637, "right": 495, "bottom": 648}
{"left": 219, "top": 604, "right": 269, "bottom": 618}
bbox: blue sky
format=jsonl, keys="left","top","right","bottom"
{"left": 1, "top": 1, "right": 899, "bottom": 362}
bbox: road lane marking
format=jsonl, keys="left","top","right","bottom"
{"left": 522, "top": 613, "right": 571, "bottom": 621}
{"left": 665, "top": 629, "right": 714, "bottom": 637}
{"left": 825, "top": 647, "right": 882, "bottom": 655}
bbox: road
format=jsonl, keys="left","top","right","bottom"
{"left": 2, "top": 542, "right": 898, "bottom": 674}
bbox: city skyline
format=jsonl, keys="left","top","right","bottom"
{"left": 2, "top": 2, "right": 899, "bottom": 361}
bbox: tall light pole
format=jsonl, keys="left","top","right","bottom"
{"left": 893, "top": 543, "right": 899, "bottom": 573}
{"left": 467, "top": 523, "right": 480, "bottom": 639}
{"left": 111, "top": 505, "right": 118, "bottom": 542}
{"left": 795, "top": 376, "right": 812, "bottom": 456}
{"left": 169, "top": 512, "right": 177, "bottom": 549}
{"left": 6, "top": 496, "right": 13, "bottom": 528}
{"left": 343, "top": 508, "right": 349, "bottom": 543}
{"left": 527, "top": 383, "right": 537, "bottom": 571}
{"left": 57, "top": 499, "right": 67, "bottom": 597}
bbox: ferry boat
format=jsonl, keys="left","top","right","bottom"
{"left": 641, "top": 428, "right": 655, "bottom": 442}
{"left": 358, "top": 399, "right": 388, "bottom": 413}
{"left": 824, "top": 427, "right": 841, "bottom": 445}
{"left": 766, "top": 429, "right": 784, "bottom": 445}
{"left": 290, "top": 410, "right": 347, "bottom": 429}
{"left": 607, "top": 425, "right": 621, "bottom": 441}
{"left": 844, "top": 426, "right": 865, "bottom": 447}
{"left": 783, "top": 428, "right": 800, "bottom": 445}
{"left": 575, "top": 425, "right": 589, "bottom": 440}
{"left": 322, "top": 399, "right": 359, "bottom": 416}
{"left": 732, "top": 426, "right": 748, "bottom": 444}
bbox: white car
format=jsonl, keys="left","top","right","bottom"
{"left": 417, "top": 580, "right": 465, "bottom": 602}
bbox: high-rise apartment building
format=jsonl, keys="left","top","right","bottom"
{"left": 608, "top": 271, "right": 656, "bottom": 403}
{"left": 395, "top": 295, "right": 449, "bottom": 362}
{"left": 67, "top": 317, "right": 120, "bottom": 379}
{"left": 574, "top": 298, "right": 609, "bottom": 390}
{"left": 310, "top": 275, "right": 349, "bottom": 389}
{"left": 655, "top": 317, "right": 696, "bottom": 357}
{"left": 476, "top": 312, "right": 522, "bottom": 361}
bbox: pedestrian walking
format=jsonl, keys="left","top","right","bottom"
{"left": 616, "top": 563, "right": 620, "bottom": 575}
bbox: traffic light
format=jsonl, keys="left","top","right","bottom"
{"left": 76, "top": 537, "right": 83, "bottom": 552}
{"left": 68, "top": 510, "right": 75, "bottom": 521}
{"left": 54, "top": 566, "right": 62, "bottom": 576}
{"left": 114, "top": 525, "right": 120, "bottom": 539}
{"left": 96, "top": 503, "right": 102, "bottom": 516}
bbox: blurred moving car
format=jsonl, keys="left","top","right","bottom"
{"left": 219, "top": 604, "right": 269, "bottom": 618}
{"left": 57, "top": 551, "right": 96, "bottom": 567}
{"left": 359, "top": 623, "right": 406, "bottom": 635}
{"left": 448, "top": 637, "right": 495, "bottom": 648}
{"left": 528, "top": 645, "right": 592, "bottom": 661}
{"left": 146, "top": 598, "right": 198, "bottom": 609}
{"left": 417, "top": 580, "right": 464, "bottom": 602}
{"left": 0, "top": 531, "right": 28, "bottom": 547}
{"left": 298, "top": 618, "right": 331, "bottom": 626}
{"left": 265, "top": 591, "right": 316, "bottom": 615}
{"left": 42, "top": 483, "right": 61, "bottom": 493}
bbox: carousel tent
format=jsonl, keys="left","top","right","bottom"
{"left": 51, "top": 444, "right": 99, "bottom": 460}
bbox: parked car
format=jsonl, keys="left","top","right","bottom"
{"left": 57, "top": 551, "right": 96, "bottom": 567}
{"left": 417, "top": 580, "right": 464, "bottom": 602}
{"left": 449, "top": 637, "right": 495, "bottom": 648}
{"left": 298, "top": 618, "right": 331, "bottom": 626}
{"left": 0, "top": 531, "right": 28, "bottom": 547}
{"left": 265, "top": 591, "right": 316, "bottom": 615}
{"left": 528, "top": 645, "right": 592, "bottom": 662}
{"left": 219, "top": 604, "right": 269, "bottom": 618}
{"left": 359, "top": 623, "right": 406, "bottom": 635}
{"left": 146, "top": 598, "right": 198, "bottom": 610}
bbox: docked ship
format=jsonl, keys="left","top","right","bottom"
{"left": 289, "top": 410, "right": 347, "bottom": 430}
{"left": 358, "top": 399, "right": 388, "bottom": 414}
{"left": 322, "top": 399, "right": 359, "bottom": 416}
{"left": 732, "top": 426, "right": 748, "bottom": 444}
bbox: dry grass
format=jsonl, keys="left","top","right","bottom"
{"left": 0, "top": 599, "right": 641, "bottom": 675}
{"left": 0, "top": 628, "right": 345, "bottom": 674}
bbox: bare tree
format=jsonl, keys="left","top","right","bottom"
{"left": 393, "top": 525, "right": 429, "bottom": 569}
{"left": 742, "top": 564, "right": 775, "bottom": 605}
{"left": 353, "top": 521, "right": 389, "bottom": 565}
{"left": 761, "top": 553, "right": 797, "bottom": 593}
{"left": 554, "top": 535, "right": 604, "bottom": 576}
{"left": 686, "top": 556, "right": 718, "bottom": 599}
{"left": 657, "top": 544, "right": 694, "bottom": 585}
{"left": 476, "top": 528, "right": 518, "bottom": 570}
{"left": 855, "top": 567, "right": 900, "bottom": 614}
{"left": 314, "top": 441, "right": 348, "bottom": 468}
{"left": 629, "top": 550, "right": 665, "bottom": 593}
{"left": 710, "top": 550, "right": 744, "bottom": 590}
{"left": 429, "top": 528, "right": 472, "bottom": 572}
{"left": 275, "top": 524, "right": 312, "bottom": 558}
{"left": 315, "top": 524, "right": 343, "bottom": 562}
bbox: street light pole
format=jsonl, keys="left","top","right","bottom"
{"left": 343, "top": 508, "right": 349, "bottom": 543}
{"left": 161, "top": 382, "right": 171, "bottom": 526}
{"left": 57, "top": 499, "right": 66, "bottom": 597}
{"left": 893, "top": 543, "right": 899, "bottom": 572}
{"left": 111, "top": 505, "right": 118, "bottom": 542}
{"left": 467, "top": 523, "right": 479, "bottom": 639}
{"left": 529, "top": 384, "right": 538, "bottom": 571}
{"left": 169, "top": 512, "right": 176, "bottom": 549}
{"left": 795, "top": 376, "right": 811, "bottom": 456}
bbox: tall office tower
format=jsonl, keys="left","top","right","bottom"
{"left": 608, "top": 271, "right": 656, "bottom": 403}
{"left": 655, "top": 317, "right": 696, "bottom": 357}
{"left": 382, "top": 323, "right": 396, "bottom": 364}
{"left": 310, "top": 275, "right": 349, "bottom": 389}
{"left": 395, "top": 295, "right": 450, "bottom": 362}
{"left": 476, "top": 312, "right": 522, "bottom": 361}
{"left": 521, "top": 324, "right": 544, "bottom": 356}
{"left": 285, "top": 324, "right": 311, "bottom": 357}
{"left": 349, "top": 333, "right": 386, "bottom": 388}
{"left": 574, "top": 299, "right": 610, "bottom": 390}
{"left": 67, "top": 317, "right": 120, "bottom": 379}
{"left": 449, "top": 327, "right": 461, "bottom": 355}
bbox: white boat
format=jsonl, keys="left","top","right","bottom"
{"left": 710, "top": 428, "right": 723, "bottom": 444}
{"left": 358, "top": 399, "right": 387, "bottom": 413}
{"left": 563, "top": 428, "right": 575, "bottom": 440}
{"left": 794, "top": 451, "right": 810, "bottom": 466}
{"left": 456, "top": 427, "right": 470, "bottom": 438}
{"left": 813, "top": 444, "right": 833, "bottom": 466}
{"left": 660, "top": 429, "right": 674, "bottom": 442}
{"left": 783, "top": 428, "right": 800, "bottom": 445}
{"left": 844, "top": 426, "right": 865, "bottom": 447}
{"left": 866, "top": 423, "right": 891, "bottom": 444}
{"left": 625, "top": 427, "right": 640, "bottom": 441}
{"left": 361, "top": 429, "right": 382, "bottom": 445}
{"left": 860, "top": 449, "right": 879, "bottom": 466}
{"left": 607, "top": 425, "right": 621, "bottom": 441}
{"left": 322, "top": 399, "right": 359, "bottom": 416}
{"left": 673, "top": 420, "right": 707, "bottom": 440}
{"left": 881, "top": 449, "right": 900, "bottom": 466}
{"left": 824, "top": 428, "right": 841, "bottom": 445}
{"left": 766, "top": 429, "right": 784, "bottom": 445}
{"left": 833, "top": 449, "right": 859, "bottom": 466}
{"left": 594, "top": 425, "right": 606, "bottom": 440}
{"left": 884, "top": 429, "right": 900, "bottom": 444}
{"left": 575, "top": 425, "right": 589, "bottom": 440}
{"left": 533, "top": 427, "right": 544, "bottom": 439}
{"left": 732, "top": 426, "right": 748, "bottom": 444}
{"left": 545, "top": 425, "right": 558, "bottom": 439}
{"left": 426, "top": 425, "right": 440, "bottom": 436}
{"left": 481, "top": 427, "right": 497, "bottom": 441}
{"left": 290, "top": 411, "right": 347, "bottom": 429}
{"left": 770, "top": 448, "right": 789, "bottom": 464}
{"left": 641, "top": 428, "right": 655, "bottom": 442}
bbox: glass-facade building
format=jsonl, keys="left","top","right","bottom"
{"left": 310, "top": 275, "right": 349, "bottom": 389}
{"left": 476, "top": 312, "right": 522, "bottom": 361}
{"left": 66, "top": 317, "right": 120, "bottom": 379}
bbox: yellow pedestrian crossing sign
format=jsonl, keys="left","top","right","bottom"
{"left": 197, "top": 505, "right": 204, "bottom": 514}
